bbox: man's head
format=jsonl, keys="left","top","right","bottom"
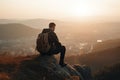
{"left": 49, "top": 22, "right": 56, "bottom": 31}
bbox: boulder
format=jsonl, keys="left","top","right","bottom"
{"left": 12, "top": 55, "right": 92, "bottom": 80}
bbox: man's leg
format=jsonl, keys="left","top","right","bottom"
{"left": 59, "top": 46, "right": 66, "bottom": 66}
{"left": 49, "top": 46, "right": 67, "bottom": 67}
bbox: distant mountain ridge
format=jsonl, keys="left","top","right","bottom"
{"left": 0, "top": 19, "right": 64, "bottom": 29}
{"left": 0, "top": 19, "right": 120, "bottom": 41}
{"left": 0, "top": 23, "right": 40, "bottom": 40}
{"left": 0, "top": 19, "right": 19, "bottom": 24}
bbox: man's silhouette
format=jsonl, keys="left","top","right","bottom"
{"left": 40, "top": 22, "right": 67, "bottom": 67}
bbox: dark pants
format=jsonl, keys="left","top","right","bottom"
{"left": 49, "top": 46, "right": 66, "bottom": 64}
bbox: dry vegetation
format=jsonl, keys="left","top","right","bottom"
{"left": 0, "top": 55, "right": 37, "bottom": 80}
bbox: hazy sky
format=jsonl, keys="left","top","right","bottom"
{"left": 0, "top": 0, "right": 120, "bottom": 21}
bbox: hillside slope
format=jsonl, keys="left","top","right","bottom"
{"left": 92, "top": 39, "right": 120, "bottom": 52}
{"left": 0, "top": 23, "right": 40, "bottom": 40}
{"left": 94, "top": 62, "right": 120, "bottom": 80}
{"left": 65, "top": 45, "right": 120, "bottom": 73}
{"left": 79, "top": 46, "right": 120, "bottom": 72}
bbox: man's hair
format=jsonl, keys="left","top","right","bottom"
{"left": 49, "top": 22, "right": 56, "bottom": 28}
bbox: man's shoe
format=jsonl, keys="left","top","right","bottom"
{"left": 59, "top": 63, "right": 67, "bottom": 67}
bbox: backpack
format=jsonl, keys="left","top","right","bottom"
{"left": 36, "top": 32, "right": 51, "bottom": 54}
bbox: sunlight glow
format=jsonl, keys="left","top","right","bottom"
{"left": 0, "top": 0, "right": 120, "bottom": 21}
{"left": 70, "top": 3, "right": 97, "bottom": 17}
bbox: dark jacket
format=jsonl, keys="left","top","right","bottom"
{"left": 42, "top": 28, "right": 61, "bottom": 50}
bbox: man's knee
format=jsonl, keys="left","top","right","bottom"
{"left": 63, "top": 46, "right": 66, "bottom": 50}
{"left": 61, "top": 46, "right": 66, "bottom": 52}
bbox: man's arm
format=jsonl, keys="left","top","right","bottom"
{"left": 50, "top": 32, "right": 61, "bottom": 47}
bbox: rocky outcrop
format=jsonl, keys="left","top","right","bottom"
{"left": 12, "top": 55, "right": 92, "bottom": 80}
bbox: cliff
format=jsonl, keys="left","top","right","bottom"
{"left": 11, "top": 55, "right": 92, "bottom": 80}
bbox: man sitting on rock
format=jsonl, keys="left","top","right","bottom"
{"left": 36, "top": 22, "right": 67, "bottom": 67}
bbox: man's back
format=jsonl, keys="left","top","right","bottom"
{"left": 42, "top": 28, "right": 61, "bottom": 49}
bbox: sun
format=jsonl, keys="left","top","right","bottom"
{"left": 70, "top": 4, "right": 96, "bottom": 17}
